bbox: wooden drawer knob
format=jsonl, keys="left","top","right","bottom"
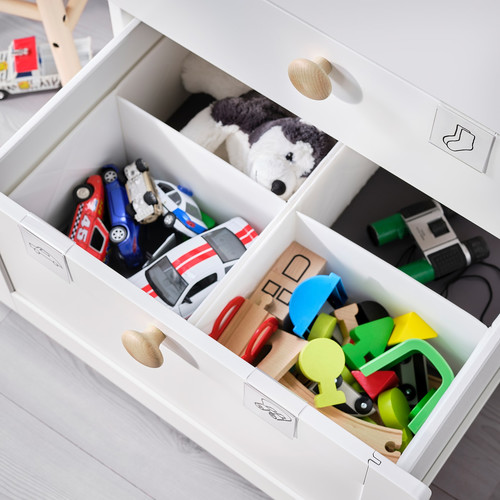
{"left": 122, "top": 326, "right": 166, "bottom": 368}
{"left": 288, "top": 57, "right": 333, "bottom": 100}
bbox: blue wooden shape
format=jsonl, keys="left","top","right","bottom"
{"left": 289, "top": 273, "right": 347, "bottom": 338}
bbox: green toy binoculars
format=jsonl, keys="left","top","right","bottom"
{"left": 367, "top": 200, "right": 489, "bottom": 284}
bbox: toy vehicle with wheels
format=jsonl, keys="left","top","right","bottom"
{"left": 306, "top": 374, "right": 375, "bottom": 417}
{"left": 334, "top": 375, "right": 375, "bottom": 417}
{"left": 68, "top": 174, "right": 109, "bottom": 261}
{"left": 123, "top": 158, "right": 162, "bottom": 224}
{"left": 101, "top": 164, "right": 143, "bottom": 268}
{"left": 154, "top": 180, "right": 211, "bottom": 238}
{"left": 129, "top": 217, "right": 258, "bottom": 318}
{"left": 0, "top": 36, "right": 91, "bottom": 99}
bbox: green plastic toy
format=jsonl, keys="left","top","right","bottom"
{"left": 360, "top": 338, "right": 454, "bottom": 433}
{"left": 342, "top": 317, "right": 394, "bottom": 370}
{"left": 308, "top": 313, "right": 337, "bottom": 341}
{"left": 298, "top": 338, "right": 346, "bottom": 408}
{"left": 378, "top": 387, "right": 413, "bottom": 451}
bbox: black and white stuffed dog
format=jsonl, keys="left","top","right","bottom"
{"left": 179, "top": 56, "right": 337, "bottom": 200}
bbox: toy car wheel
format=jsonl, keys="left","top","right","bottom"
{"left": 163, "top": 212, "right": 176, "bottom": 228}
{"left": 400, "top": 383, "right": 417, "bottom": 402}
{"left": 0, "top": 90, "right": 9, "bottom": 100}
{"left": 143, "top": 191, "right": 158, "bottom": 206}
{"left": 117, "top": 168, "right": 127, "bottom": 184}
{"left": 126, "top": 203, "right": 136, "bottom": 218}
{"left": 109, "top": 225, "right": 128, "bottom": 244}
{"left": 102, "top": 168, "right": 118, "bottom": 184}
{"left": 135, "top": 158, "right": 149, "bottom": 172}
{"left": 73, "top": 183, "right": 94, "bottom": 202}
{"left": 354, "top": 395, "right": 373, "bottom": 415}
{"left": 125, "top": 203, "right": 137, "bottom": 219}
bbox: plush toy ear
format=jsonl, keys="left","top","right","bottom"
{"left": 181, "top": 53, "right": 251, "bottom": 99}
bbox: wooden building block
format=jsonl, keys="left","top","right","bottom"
{"left": 213, "top": 298, "right": 274, "bottom": 357}
{"left": 334, "top": 303, "right": 359, "bottom": 344}
{"left": 249, "top": 241, "right": 326, "bottom": 324}
{"left": 343, "top": 317, "right": 394, "bottom": 370}
{"left": 378, "top": 387, "right": 414, "bottom": 451}
{"left": 351, "top": 370, "right": 399, "bottom": 400}
{"left": 388, "top": 312, "right": 438, "bottom": 346}
{"left": 289, "top": 273, "right": 346, "bottom": 337}
{"left": 256, "top": 329, "right": 307, "bottom": 380}
{"left": 308, "top": 313, "right": 337, "bottom": 341}
{"left": 297, "top": 338, "right": 346, "bottom": 408}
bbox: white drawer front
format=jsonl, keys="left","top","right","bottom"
{"left": 267, "top": 0, "right": 500, "bottom": 137}
{"left": 110, "top": 0, "right": 500, "bottom": 239}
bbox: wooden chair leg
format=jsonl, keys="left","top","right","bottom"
{"left": 37, "top": 0, "right": 82, "bottom": 85}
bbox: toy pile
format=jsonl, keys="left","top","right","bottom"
{"left": 66, "top": 158, "right": 257, "bottom": 318}
{"left": 209, "top": 242, "right": 454, "bottom": 462}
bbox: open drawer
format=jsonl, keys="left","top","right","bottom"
{"left": 0, "top": 17, "right": 499, "bottom": 500}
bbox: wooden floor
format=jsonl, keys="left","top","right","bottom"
{"left": 1, "top": 2, "right": 500, "bottom": 499}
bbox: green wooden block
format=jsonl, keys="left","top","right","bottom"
{"left": 409, "top": 388, "right": 436, "bottom": 420}
{"left": 298, "top": 338, "right": 346, "bottom": 408}
{"left": 378, "top": 387, "right": 410, "bottom": 429}
{"left": 342, "top": 317, "right": 394, "bottom": 370}
{"left": 308, "top": 313, "right": 337, "bottom": 341}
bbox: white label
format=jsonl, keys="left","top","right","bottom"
{"left": 21, "top": 228, "right": 72, "bottom": 283}
{"left": 244, "top": 383, "right": 298, "bottom": 439}
{"left": 430, "top": 105, "right": 496, "bottom": 173}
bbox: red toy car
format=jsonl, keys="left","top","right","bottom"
{"left": 68, "top": 174, "right": 110, "bottom": 261}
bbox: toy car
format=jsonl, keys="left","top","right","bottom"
{"left": 101, "top": 164, "right": 143, "bottom": 268}
{"left": 0, "top": 36, "right": 92, "bottom": 100}
{"left": 123, "top": 159, "right": 162, "bottom": 224}
{"left": 154, "top": 180, "right": 209, "bottom": 238}
{"left": 306, "top": 374, "right": 375, "bottom": 417}
{"left": 68, "top": 174, "right": 109, "bottom": 261}
{"left": 129, "top": 217, "right": 258, "bottom": 318}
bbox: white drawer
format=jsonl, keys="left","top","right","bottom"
{"left": 1, "top": 17, "right": 499, "bottom": 500}
{"left": 109, "top": 0, "right": 500, "bottom": 240}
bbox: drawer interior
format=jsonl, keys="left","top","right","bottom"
{"left": 194, "top": 209, "right": 485, "bottom": 374}
{"left": 192, "top": 207, "right": 488, "bottom": 466}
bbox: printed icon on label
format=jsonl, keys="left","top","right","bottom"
{"left": 29, "top": 242, "right": 62, "bottom": 268}
{"left": 254, "top": 398, "right": 292, "bottom": 422}
{"left": 442, "top": 124, "right": 475, "bottom": 152}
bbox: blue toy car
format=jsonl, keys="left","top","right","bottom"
{"left": 101, "top": 164, "right": 143, "bottom": 268}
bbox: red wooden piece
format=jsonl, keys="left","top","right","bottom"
{"left": 351, "top": 370, "right": 399, "bottom": 400}
{"left": 210, "top": 296, "right": 245, "bottom": 340}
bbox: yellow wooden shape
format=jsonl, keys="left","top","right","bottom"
{"left": 387, "top": 312, "right": 438, "bottom": 346}
{"left": 297, "top": 338, "right": 346, "bottom": 408}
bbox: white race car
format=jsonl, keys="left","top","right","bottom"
{"left": 129, "top": 217, "right": 258, "bottom": 318}
{"left": 123, "top": 158, "right": 163, "bottom": 224}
